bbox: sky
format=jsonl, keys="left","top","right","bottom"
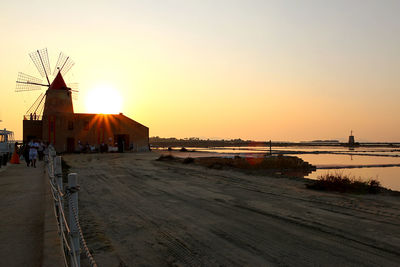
{"left": 1, "top": 0, "right": 399, "bottom": 142}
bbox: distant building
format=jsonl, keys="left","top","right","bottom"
{"left": 348, "top": 130, "right": 355, "bottom": 146}
{"left": 23, "top": 72, "right": 149, "bottom": 152}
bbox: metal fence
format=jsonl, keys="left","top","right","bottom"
{"left": 45, "top": 146, "right": 97, "bottom": 267}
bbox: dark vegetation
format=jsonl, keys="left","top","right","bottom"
{"left": 196, "top": 155, "right": 314, "bottom": 171}
{"left": 306, "top": 173, "right": 382, "bottom": 194}
{"left": 150, "top": 136, "right": 400, "bottom": 148}
{"left": 182, "top": 157, "right": 194, "bottom": 164}
{"left": 156, "top": 155, "right": 176, "bottom": 161}
{"left": 157, "top": 154, "right": 315, "bottom": 174}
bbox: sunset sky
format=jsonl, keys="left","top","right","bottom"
{"left": 1, "top": 0, "right": 399, "bottom": 141}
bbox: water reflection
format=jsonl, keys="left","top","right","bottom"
{"left": 296, "top": 154, "right": 400, "bottom": 168}
{"left": 307, "top": 167, "right": 400, "bottom": 191}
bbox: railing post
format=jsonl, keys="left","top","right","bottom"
{"left": 53, "top": 155, "right": 59, "bottom": 206}
{"left": 50, "top": 147, "right": 56, "bottom": 177}
{"left": 54, "top": 156, "right": 63, "bottom": 192}
{"left": 54, "top": 156, "right": 64, "bottom": 232}
{"left": 68, "top": 173, "right": 80, "bottom": 267}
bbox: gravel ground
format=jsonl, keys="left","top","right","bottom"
{"left": 63, "top": 152, "right": 400, "bottom": 267}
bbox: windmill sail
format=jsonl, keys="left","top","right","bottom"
{"left": 16, "top": 48, "right": 78, "bottom": 117}
{"left": 16, "top": 72, "right": 44, "bottom": 92}
{"left": 29, "top": 48, "right": 51, "bottom": 85}
{"left": 67, "top": 82, "right": 79, "bottom": 90}
{"left": 53, "top": 52, "right": 75, "bottom": 76}
{"left": 67, "top": 83, "right": 79, "bottom": 100}
{"left": 26, "top": 93, "right": 45, "bottom": 115}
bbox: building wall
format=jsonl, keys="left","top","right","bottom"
{"left": 72, "top": 113, "right": 149, "bottom": 152}
{"left": 42, "top": 113, "right": 75, "bottom": 152}
{"left": 23, "top": 120, "right": 43, "bottom": 142}
{"left": 41, "top": 113, "right": 149, "bottom": 152}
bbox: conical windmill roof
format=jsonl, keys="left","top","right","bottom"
{"left": 49, "top": 72, "right": 67, "bottom": 90}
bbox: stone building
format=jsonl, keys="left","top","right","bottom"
{"left": 23, "top": 72, "right": 149, "bottom": 152}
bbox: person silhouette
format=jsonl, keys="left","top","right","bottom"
{"left": 28, "top": 139, "right": 39, "bottom": 167}
{"left": 10, "top": 142, "right": 20, "bottom": 164}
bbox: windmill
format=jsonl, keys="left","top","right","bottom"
{"left": 16, "top": 48, "right": 78, "bottom": 120}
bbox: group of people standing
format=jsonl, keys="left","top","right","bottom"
{"left": 10, "top": 140, "right": 47, "bottom": 168}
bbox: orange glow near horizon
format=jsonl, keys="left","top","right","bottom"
{"left": 85, "top": 85, "right": 123, "bottom": 114}
{"left": 1, "top": 1, "right": 400, "bottom": 141}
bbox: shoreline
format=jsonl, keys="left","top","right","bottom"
{"left": 156, "top": 152, "right": 400, "bottom": 194}
{"left": 156, "top": 149, "right": 400, "bottom": 191}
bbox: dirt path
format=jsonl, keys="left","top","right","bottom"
{"left": 0, "top": 162, "right": 45, "bottom": 267}
{"left": 63, "top": 152, "right": 400, "bottom": 266}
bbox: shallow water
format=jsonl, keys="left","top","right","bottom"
{"left": 308, "top": 167, "right": 400, "bottom": 191}
{"left": 157, "top": 146, "right": 400, "bottom": 191}
{"left": 296, "top": 153, "right": 400, "bottom": 167}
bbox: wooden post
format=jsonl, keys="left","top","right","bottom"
{"left": 54, "top": 156, "right": 64, "bottom": 232}
{"left": 50, "top": 147, "right": 56, "bottom": 175}
{"left": 68, "top": 173, "right": 80, "bottom": 267}
{"left": 54, "top": 156, "right": 63, "bottom": 192}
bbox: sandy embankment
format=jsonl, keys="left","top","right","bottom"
{"left": 63, "top": 152, "right": 400, "bottom": 267}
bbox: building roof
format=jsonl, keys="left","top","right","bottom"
{"left": 49, "top": 72, "right": 67, "bottom": 90}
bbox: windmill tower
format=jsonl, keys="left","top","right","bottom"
{"left": 16, "top": 48, "right": 77, "bottom": 143}
{"left": 348, "top": 130, "right": 355, "bottom": 146}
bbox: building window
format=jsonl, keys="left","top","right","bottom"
{"left": 84, "top": 120, "right": 89, "bottom": 130}
{"left": 68, "top": 121, "right": 74, "bottom": 130}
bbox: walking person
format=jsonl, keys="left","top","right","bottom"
{"left": 28, "top": 139, "right": 39, "bottom": 168}
{"left": 22, "top": 141, "right": 30, "bottom": 167}
{"left": 10, "top": 142, "right": 20, "bottom": 164}
{"left": 43, "top": 142, "right": 49, "bottom": 162}
{"left": 38, "top": 140, "right": 44, "bottom": 161}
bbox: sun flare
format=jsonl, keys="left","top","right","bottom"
{"left": 85, "top": 85, "right": 123, "bottom": 114}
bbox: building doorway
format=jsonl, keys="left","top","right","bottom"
{"left": 67, "top": 138, "right": 75, "bottom": 153}
{"left": 114, "top": 134, "right": 129, "bottom": 152}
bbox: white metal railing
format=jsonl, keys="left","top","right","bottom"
{"left": 45, "top": 146, "right": 97, "bottom": 267}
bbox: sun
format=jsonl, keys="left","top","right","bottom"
{"left": 86, "top": 85, "right": 123, "bottom": 114}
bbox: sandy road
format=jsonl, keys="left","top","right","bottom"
{"left": 63, "top": 152, "right": 400, "bottom": 266}
{"left": 0, "top": 163, "right": 45, "bottom": 267}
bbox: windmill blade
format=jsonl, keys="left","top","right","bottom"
{"left": 67, "top": 82, "right": 79, "bottom": 91}
{"left": 37, "top": 98, "right": 45, "bottom": 116}
{"left": 16, "top": 72, "right": 42, "bottom": 85}
{"left": 26, "top": 93, "right": 44, "bottom": 115}
{"left": 72, "top": 92, "right": 79, "bottom": 100}
{"left": 53, "top": 52, "right": 75, "bottom": 76}
{"left": 68, "top": 83, "right": 79, "bottom": 100}
{"left": 29, "top": 48, "right": 51, "bottom": 85}
{"left": 16, "top": 72, "right": 45, "bottom": 92}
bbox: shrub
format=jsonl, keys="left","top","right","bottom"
{"left": 196, "top": 155, "right": 315, "bottom": 171}
{"left": 306, "top": 172, "right": 382, "bottom": 194}
{"left": 183, "top": 157, "right": 195, "bottom": 164}
{"left": 156, "top": 155, "right": 176, "bottom": 161}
